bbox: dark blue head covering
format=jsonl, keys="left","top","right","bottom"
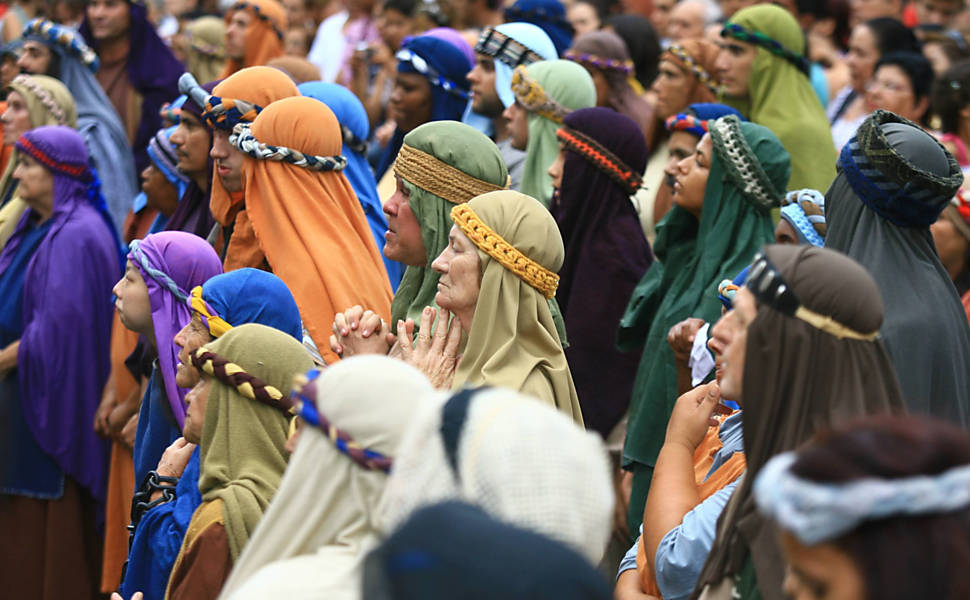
{"left": 665, "top": 103, "right": 745, "bottom": 138}
{"left": 200, "top": 268, "right": 303, "bottom": 341}
{"left": 504, "top": 0, "right": 573, "bottom": 55}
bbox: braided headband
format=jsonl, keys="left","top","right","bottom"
{"left": 341, "top": 124, "right": 367, "bottom": 155}
{"left": 15, "top": 135, "right": 88, "bottom": 179}
{"left": 160, "top": 101, "right": 181, "bottom": 126}
{"left": 665, "top": 112, "right": 709, "bottom": 137}
{"left": 708, "top": 114, "right": 782, "bottom": 212}
{"left": 231, "top": 0, "right": 284, "bottom": 40}
{"left": 510, "top": 65, "right": 572, "bottom": 124}
{"left": 290, "top": 369, "right": 393, "bottom": 472}
{"left": 178, "top": 72, "right": 263, "bottom": 131}
{"left": 721, "top": 23, "right": 810, "bottom": 76}
{"left": 475, "top": 27, "right": 543, "bottom": 69}
{"left": 230, "top": 122, "right": 347, "bottom": 172}
{"left": 128, "top": 239, "right": 190, "bottom": 303}
{"left": 23, "top": 19, "right": 99, "bottom": 72}
{"left": 187, "top": 32, "right": 225, "bottom": 58}
{"left": 564, "top": 50, "right": 634, "bottom": 75}
{"left": 755, "top": 451, "right": 970, "bottom": 546}
{"left": 10, "top": 74, "right": 68, "bottom": 125}
{"left": 396, "top": 48, "right": 469, "bottom": 100}
{"left": 556, "top": 126, "right": 643, "bottom": 195}
{"left": 717, "top": 279, "right": 739, "bottom": 304}
{"left": 191, "top": 348, "right": 289, "bottom": 410}
{"left": 665, "top": 45, "right": 719, "bottom": 96}
{"left": 780, "top": 189, "right": 826, "bottom": 247}
{"left": 451, "top": 203, "right": 559, "bottom": 298}
{"left": 745, "top": 252, "right": 878, "bottom": 341}
{"left": 394, "top": 144, "right": 507, "bottom": 203}
{"left": 188, "top": 286, "right": 233, "bottom": 338}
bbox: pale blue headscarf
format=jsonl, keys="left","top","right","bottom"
{"left": 490, "top": 22, "right": 558, "bottom": 108}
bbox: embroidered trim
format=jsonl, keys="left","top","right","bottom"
{"left": 10, "top": 74, "right": 68, "bottom": 125}
{"left": 394, "top": 143, "right": 507, "bottom": 204}
{"left": 556, "top": 126, "right": 643, "bottom": 195}
{"left": 22, "top": 19, "right": 99, "bottom": 72}
{"left": 451, "top": 203, "right": 559, "bottom": 298}
{"left": 563, "top": 50, "right": 634, "bottom": 75}
{"left": 190, "top": 348, "right": 289, "bottom": 410}
{"left": 396, "top": 48, "right": 469, "bottom": 100}
{"left": 510, "top": 65, "right": 571, "bottom": 124}
{"left": 721, "top": 23, "right": 810, "bottom": 76}
{"left": 188, "top": 286, "right": 234, "bottom": 338}
{"left": 231, "top": 0, "right": 284, "bottom": 40}
{"left": 708, "top": 114, "right": 782, "bottom": 212}
{"left": 230, "top": 122, "right": 348, "bottom": 171}
{"left": 475, "top": 27, "right": 544, "bottom": 69}
{"left": 15, "top": 135, "right": 87, "bottom": 178}
{"left": 128, "top": 239, "right": 190, "bottom": 302}
{"left": 665, "top": 45, "right": 719, "bottom": 96}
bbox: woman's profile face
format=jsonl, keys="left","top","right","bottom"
{"left": 431, "top": 225, "right": 482, "bottom": 322}
{"left": 710, "top": 286, "right": 756, "bottom": 401}
{"left": 779, "top": 530, "right": 866, "bottom": 600}
{"left": 389, "top": 72, "right": 433, "bottom": 133}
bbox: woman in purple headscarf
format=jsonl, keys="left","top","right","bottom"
{"left": 546, "top": 107, "right": 653, "bottom": 439}
{"left": 0, "top": 125, "right": 122, "bottom": 598}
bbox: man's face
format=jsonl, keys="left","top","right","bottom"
{"left": 715, "top": 38, "right": 758, "bottom": 98}
{"left": 667, "top": 1, "right": 706, "bottom": 42}
{"left": 501, "top": 101, "right": 529, "bottom": 150}
{"left": 17, "top": 41, "right": 52, "bottom": 76}
{"left": 663, "top": 131, "right": 698, "bottom": 190}
{"left": 382, "top": 176, "right": 427, "bottom": 266}
{"left": 915, "top": 0, "right": 962, "bottom": 25}
{"left": 210, "top": 129, "right": 245, "bottom": 193}
{"left": 225, "top": 9, "right": 253, "bottom": 61}
{"left": 467, "top": 53, "right": 504, "bottom": 118}
{"left": 170, "top": 112, "right": 212, "bottom": 176}
{"left": 86, "top": 0, "right": 131, "bottom": 42}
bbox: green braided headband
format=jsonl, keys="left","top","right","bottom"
{"left": 721, "top": 23, "right": 810, "bottom": 76}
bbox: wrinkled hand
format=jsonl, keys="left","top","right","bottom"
{"left": 397, "top": 307, "right": 462, "bottom": 389}
{"left": 330, "top": 305, "right": 393, "bottom": 358}
{"left": 666, "top": 318, "right": 706, "bottom": 364}
{"left": 664, "top": 382, "right": 730, "bottom": 451}
{"left": 120, "top": 412, "right": 139, "bottom": 451}
{"left": 94, "top": 381, "right": 116, "bottom": 438}
{"left": 157, "top": 437, "right": 196, "bottom": 479}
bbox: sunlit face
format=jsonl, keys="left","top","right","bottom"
{"left": 931, "top": 213, "right": 970, "bottom": 272}
{"left": 378, "top": 7, "right": 412, "bottom": 52}
{"left": 114, "top": 260, "right": 154, "bottom": 336}
{"left": 389, "top": 72, "right": 433, "bottom": 134}
{"left": 715, "top": 38, "right": 758, "bottom": 98}
{"left": 667, "top": 1, "right": 706, "bottom": 42}
{"left": 547, "top": 146, "right": 566, "bottom": 195}
{"left": 383, "top": 176, "right": 427, "bottom": 266}
{"left": 775, "top": 218, "right": 800, "bottom": 244}
{"left": 652, "top": 58, "right": 691, "bottom": 121}
{"left": 915, "top": 0, "right": 962, "bottom": 26}
{"left": 502, "top": 101, "right": 530, "bottom": 151}
{"left": 672, "top": 133, "right": 712, "bottom": 218}
{"left": 13, "top": 153, "right": 54, "bottom": 212}
{"left": 568, "top": 2, "right": 601, "bottom": 37}
{"left": 210, "top": 129, "right": 244, "bottom": 193}
{"left": 1, "top": 91, "right": 32, "bottom": 146}
{"left": 182, "top": 376, "right": 212, "bottom": 445}
{"left": 141, "top": 163, "right": 180, "bottom": 217}
{"left": 711, "top": 285, "right": 755, "bottom": 400}
{"left": 174, "top": 314, "right": 213, "bottom": 388}
{"left": 664, "top": 131, "right": 698, "bottom": 189}
{"left": 171, "top": 112, "right": 212, "bottom": 177}
{"left": 431, "top": 225, "right": 482, "bottom": 323}
{"left": 225, "top": 9, "right": 253, "bottom": 61}
{"left": 865, "top": 64, "right": 925, "bottom": 122}
{"left": 468, "top": 54, "right": 503, "bottom": 117}
{"left": 86, "top": 0, "right": 131, "bottom": 41}
{"left": 779, "top": 531, "right": 867, "bottom": 600}
{"left": 845, "top": 24, "right": 878, "bottom": 93}
{"left": 17, "top": 41, "right": 53, "bottom": 76}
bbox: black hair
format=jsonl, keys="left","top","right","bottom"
{"left": 875, "top": 50, "right": 934, "bottom": 101}
{"left": 864, "top": 17, "right": 921, "bottom": 56}
{"left": 383, "top": 0, "right": 418, "bottom": 16}
{"left": 931, "top": 59, "right": 970, "bottom": 133}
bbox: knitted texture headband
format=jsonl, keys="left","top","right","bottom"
{"left": 451, "top": 203, "right": 559, "bottom": 298}
{"left": 188, "top": 286, "right": 233, "bottom": 338}
{"left": 665, "top": 112, "right": 709, "bottom": 138}
{"left": 394, "top": 144, "right": 507, "bottom": 204}
{"left": 721, "top": 22, "right": 810, "bottom": 76}
{"left": 23, "top": 19, "right": 99, "bottom": 72}
{"left": 290, "top": 369, "right": 393, "bottom": 472}
{"left": 190, "top": 347, "right": 289, "bottom": 411}
{"left": 709, "top": 114, "right": 783, "bottom": 212}
{"left": 128, "top": 239, "right": 190, "bottom": 302}
{"left": 563, "top": 50, "right": 634, "bottom": 75}
{"left": 231, "top": 0, "right": 284, "bottom": 40}
{"left": 665, "top": 45, "right": 719, "bottom": 96}
{"left": 781, "top": 188, "right": 826, "bottom": 246}
{"left": 475, "top": 27, "right": 544, "bottom": 69}
{"left": 838, "top": 110, "right": 962, "bottom": 228}
{"left": 510, "top": 65, "right": 572, "bottom": 124}
{"left": 15, "top": 134, "right": 88, "bottom": 179}
{"left": 556, "top": 125, "right": 643, "bottom": 195}
{"left": 230, "top": 122, "right": 347, "bottom": 172}
{"left": 10, "top": 74, "right": 68, "bottom": 125}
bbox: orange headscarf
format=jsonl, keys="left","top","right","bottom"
{"left": 220, "top": 0, "right": 287, "bottom": 78}
{"left": 240, "top": 96, "right": 393, "bottom": 363}
{"left": 208, "top": 66, "right": 298, "bottom": 270}
{"left": 662, "top": 39, "right": 721, "bottom": 105}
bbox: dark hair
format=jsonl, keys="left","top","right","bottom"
{"left": 923, "top": 30, "right": 970, "bottom": 68}
{"left": 931, "top": 59, "right": 970, "bottom": 133}
{"left": 875, "top": 50, "right": 934, "bottom": 101}
{"left": 864, "top": 17, "right": 921, "bottom": 56}
{"left": 790, "top": 415, "right": 970, "bottom": 600}
{"left": 797, "top": 0, "right": 850, "bottom": 49}
{"left": 383, "top": 0, "right": 418, "bottom": 16}
{"left": 604, "top": 14, "right": 660, "bottom": 87}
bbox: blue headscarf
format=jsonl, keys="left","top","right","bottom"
{"left": 298, "top": 82, "right": 404, "bottom": 290}
{"left": 504, "top": 0, "right": 574, "bottom": 56}
{"left": 199, "top": 268, "right": 303, "bottom": 341}
{"left": 133, "top": 126, "right": 191, "bottom": 234}
{"left": 780, "top": 189, "right": 826, "bottom": 246}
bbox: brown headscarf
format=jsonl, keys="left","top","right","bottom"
{"left": 693, "top": 244, "right": 905, "bottom": 600}
{"left": 266, "top": 56, "right": 322, "bottom": 84}
{"left": 220, "top": 0, "right": 287, "bottom": 78}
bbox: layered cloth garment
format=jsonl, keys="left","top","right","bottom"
{"left": 183, "top": 16, "right": 226, "bottom": 85}
{"left": 21, "top": 19, "right": 138, "bottom": 232}
{"left": 475, "top": 23, "right": 557, "bottom": 109}
{"left": 231, "top": 96, "right": 392, "bottom": 364}
{"left": 719, "top": 5, "right": 837, "bottom": 192}
{"left": 511, "top": 60, "right": 595, "bottom": 208}
{"left": 121, "top": 268, "right": 303, "bottom": 600}
{"left": 449, "top": 191, "right": 581, "bottom": 421}
{"left": 380, "top": 387, "right": 613, "bottom": 564}
{"left": 166, "top": 324, "right": 314, "bottom": 599}
{"left": 0, "top": 126, "right": 121, "bottom": 599}
{"left": 218, "top": 356, "right": 436, "bottom": 600}
{"left": 618, "top": 115, "right": 788, "bottom": 533}
{"left": 824, "top": 110, "right": 970, "bottom": 425}
{"left": 298, "top": 81, "right": 403, "bottom": 288}
{"left": 389, "top": 121, "right": 508, "bottom": 327}
{"left": 551, "top": 107, "right": 653, "bottom": 438}
{"left": 165, "top": 80, "right": 219, "bottom": 239}
{"left": 219, "top": 0, "right": 286, "bottom": 78}
{"left": 693, "top": 245, "right": 905, "bottom": 600}
{"left": 504, "top": 0, "right": 574, "bottom": 55}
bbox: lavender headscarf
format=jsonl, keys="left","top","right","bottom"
{"left": 127, "top": 232, "right": 222, "bottom": 428}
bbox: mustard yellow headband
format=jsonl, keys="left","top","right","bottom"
{"left": 188, "top": 286, "right": 233, "bottom": 338}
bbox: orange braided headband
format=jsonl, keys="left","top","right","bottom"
{"left": 394, "top": 144, "right": 507, "bottom": 203}
{"left": 451, "top": 204, "right": 559, "bottom": 299}
{"left": 556, "top": 126, "right": 643, "bottom": 195}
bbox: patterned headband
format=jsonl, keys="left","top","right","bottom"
{"left": 178, "top": 72, "right": 263, "bottom": 131}
{"left": 721, "top": 23, "right": 810, "bottom": 76}
{"left": 290, "top": 369, "right": 393, "bottom": 472}
{"left": 15, "top": 134, "right": 88, "bottom": 179}
{"left": 475, "top": 27, "right": 544, "bottom": 69}
{"left": 556, "top": 126, "right": 643, "bottom": 195}
{"left": 665, "top": 45, "right": 719, "bottom": 96}
{"left": 394, "top": 143, "right": 507, "bottom": 204}
{"left": 128, "top": 239, "right": 190, "bottom": 302}
{"left": 708, "top": 114, "right": 782, "bottom": 212}
{"left": 187, "top": 32, "right": 225, "bottom": 58}
{"left": 341, "top": 124, "right": 367, "bottom": 155}
{"left": 230, "top": 122, "right": 347, "bottom": 172}
{"left": 396, "top": 48, "right": 469, "bottom": 100}
{"left": 23, "top": 19, "right": 99, "bottom": 72}
{"left": 451, "top": 203, "right": 559, "bottom": 298}
{"left": 188, "top": 286, "right": 233, "bottom": 338}
{"left": 665, "top": 112, "right": 709, "bottom": 138}
{"left": 148, "top": 129, "right": 188, "bottom": 183}
{"left": 563, "top": 50, "right": 634, "bottom": 75}
{"left": 780, "top": 189, "right": 826, "bottom": 247}
{"left": 9, "top": 74, "right": 68, "bottom": 125}
{"left": 190, "top": 347, "right": 290, "bottom": 411}
{"left": 159, "top": 101, "right": 181, "bottom": 126}
{"left": 510, "top": 65, "right": 572, "bottom": 124}
{"left": 231, "top": 0, "right": 284, "bottom": 40}
{"left": 755, "top": 451, "right": 970, "bottom": 546}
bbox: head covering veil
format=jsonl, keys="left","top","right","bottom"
{"left": 480, "top": 22, "right": 557, "bottom": 109}
{"left": 219, "top": 0, "right": 287, "bottom": 78}
{"left": 197, "top": 268, "right": 303, "bottom": 341}
{"left": 184, "top": 16, "right": 227, "bottom": 84}
{"left": 504, "top": 0, "right": 574, "bottom": 55}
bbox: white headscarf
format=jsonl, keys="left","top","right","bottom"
{"left": 219, "top": 355, "right": 436, "bottom": 600}
{"left": 378, "top": 387, "right": 614, "bottom": 564}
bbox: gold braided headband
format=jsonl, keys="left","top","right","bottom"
{"left": 794, "top": 306, "right": 878, "bottom": 341}
{"left": 190, "top": 348, "right": 289, "bottom": 410}
{"left": 451, "top": 204, "right": 559, "bottom": 299}
{"left": 188, "top": 286, "right": 233, "bottom": 338}
{"left": 510, "top": 65, "right": 572, "bottom": 124}
{"left": 394, "top": 144, "right": 507, "bottom": 204}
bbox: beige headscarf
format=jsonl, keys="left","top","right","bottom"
{"left": 451, "top": 190, "right": 582, "bottom": 424}
{"left": 183, "top": 16, "right": 227, "bottom": 85}
{"left": 218, "top": 355, "right": 436, "bottom": 600}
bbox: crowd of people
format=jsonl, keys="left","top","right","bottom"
{"left": 0, "top": 0, "right": 969, "bottom": 597}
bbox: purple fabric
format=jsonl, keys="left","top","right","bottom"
{"left": 550, "top": 107, "right": 654, "bottom": 437}
{"left": 419, "top": 27, "right": 475, "bottom": 69}
{"left": 128, "top": 232, "right": 222, "bottom": 429}
{"left": 2, "top": 126, "right": 119, "bottom": 504}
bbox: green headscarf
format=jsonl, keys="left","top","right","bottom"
{"left": 617, "top": 115, "right": 789, "bottom": 528}
{"left": 390, "top": 121, "right": 509, "bottom": 328}
{"left": 513, "top": 60, "right": 596, "bottom": 208}
{"left": 194, "top": 323, "right": 315, "bottom": 560}
{"left": 721, "top": 4, "right": 836, "bottom": 192}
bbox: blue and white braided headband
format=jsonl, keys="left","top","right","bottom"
{"left": 128, "top": 239, "right": 190, "bottom": 302}
{"left": 229, "top": 122, "right": 348, "bottom": 172}
{"left": 754, "top": 451, "right": 970, "bottom": 546}
{"left": 396, "top": 48, "right": 469, "bottom": 100}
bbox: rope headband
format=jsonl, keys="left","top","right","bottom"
{"left": 190, "top": 347, "right": 289, "bottom": 411}
{"left": 230, "top": 122, "right": 347, "bottom": 171}
{"left": 128, "top": 239, "right": 190, "bottom": 303}
{"left": 665, "top": 112, "right": 709, "bottom": 137}
{"left": 475, "top": 27, "right": 544, "bottom": 69}
{"left": 708, "top": 114, "right": 782, "bottom": 212}
{"left": 15, "top": 134, "right": 88, "bottom": 179}
{"left": 186, "top": 31, "right": 225, "bottom": 58}
{"left": 781, "top": 189, "right": 826, "bottom": 246}
{"left": 230, "top": 0, "right": 284, "bottom": 40}
{"left": 289, "top": 369, "right": 393, "bottom": 472}
{"left": 721, "top": 23, "right": 810, "bottom": 76}
{"left": 450, "top": 203, "right": 559, "bottom": 299}
{"left": 564, "top": 50, "right": 634, "bottom": 75}
{"left": 664, "top": 44, "right": 719, "bottom": 96}
{"left": 394, "top": 144, "right": 508, "bottom": 203}
{"left": 745, "top": 251, "right": 878, "bottom": 341}
{"left": 755, "top": 451, "right": 970, "bottom": 546}
{"left": 187, "top": 286, "right": 234, "bottom": 338}
{"left": 556, "top": 126, "right": 643, "bottom": 195}
{"left": 23, "top": 19, "right": 99, "bottom": 72}
{"left": 510, "top": 65, "right": 572, "bottom": 124}
{"left": 341, "top": 123, "right": 367, "bottom": 155}
{"left": 178, "top": 72, "right": 263, "bottom": 131}
{"left": 396, "top": 48, "right": 469, "bottom": 100}
{"left": 10, "top": 74, "right": 68, "bottom": 125}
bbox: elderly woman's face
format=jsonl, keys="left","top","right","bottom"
{"left": 174, "top": 314, "right": 213, "bottom": 389}
{"left": 709, "top": 286, "right": 756, "bottom": 401}
{"left": 652, "top": 58, "right": 691, "bottom": 121}
{"left": 183, "top": 376, "right": 212, "bottom": 445}
{"left": 865, "top": 64, "right": 926, "bottom": 123}
{"left": 431, "top": 225, "right": 482, "bottom": 324}
{"left": 779, "top": 530, "right": 866, "bottom": 600}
